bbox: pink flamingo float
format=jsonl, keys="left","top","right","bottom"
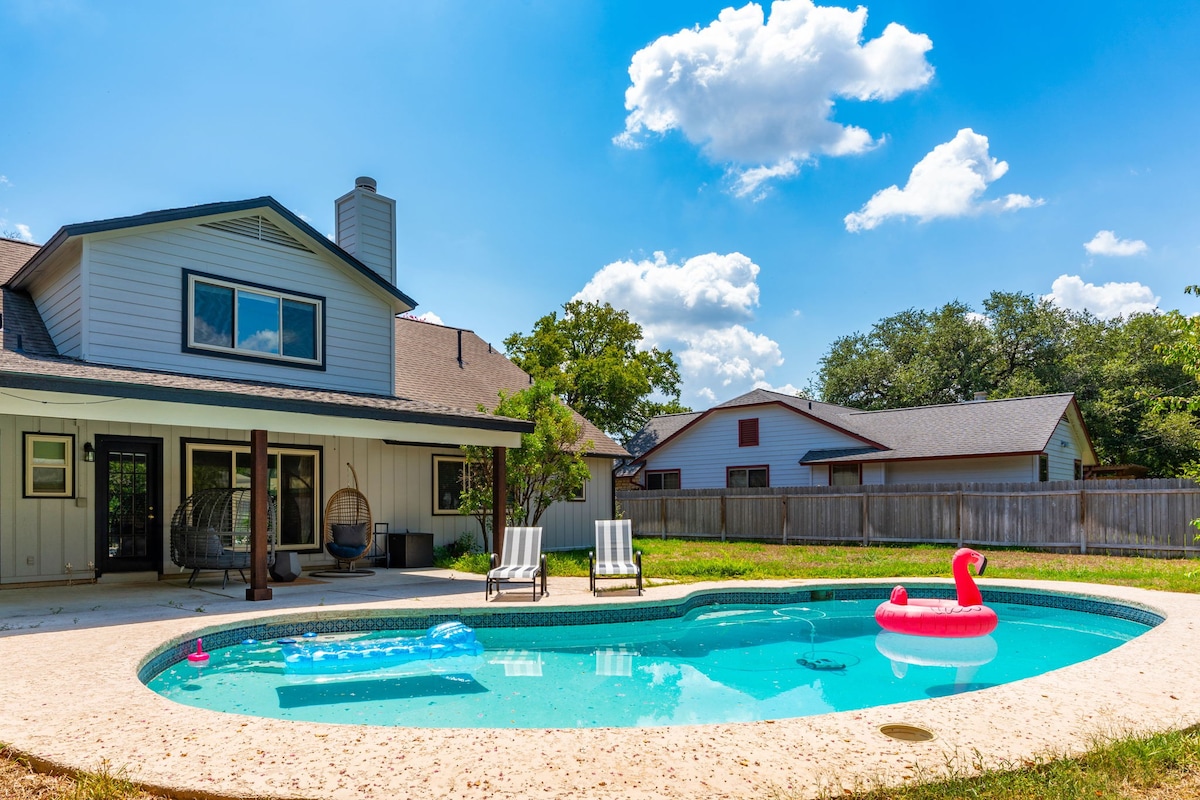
{"left": 874, "top": 547, "right": 998, "bottom": 638}
{"left": 187, "top": 638, "right": 210, "bottom": 664}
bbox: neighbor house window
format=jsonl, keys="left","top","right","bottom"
{"left": 830, "top": 464, "right": 861, "bottom": 486}
{"left": 434, "top": 455, "right": 466, "bottom": 515}
{"left": 1074, "top": 459, "right": 1083, "bottom": 480}
{"left": 727, "top": 466, "right": 768, "bottom": 488}
{"left": 738, "top": 418, "right": 760, "bottom": 447}
{"left": 24, "top": 433, "right": 74, "bottom": 498}
{"left": 645, "top": 470, "right": 680, "bottom": 490}
{"left": 184, "top": 441, "right": 320, "bottom": 549}
{"left": 1038, "top": 454, "right": 1050, "bottom": 482}
{"left": 185, "top": 270, "right": 323, "bottom": 367}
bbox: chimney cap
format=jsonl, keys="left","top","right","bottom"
{"left": 355, "top": 176, "right": 377, "bottom": 193}
{"left": 973, "top": 391, "right": 988, "bottom": 401}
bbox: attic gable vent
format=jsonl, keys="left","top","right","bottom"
{"left": 201, "top": 215, "right": 312, "bottom": 252}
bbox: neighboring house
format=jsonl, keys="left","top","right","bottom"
{"left": 623, "top": 388, "right": 1097, "bottom": 490}
{"left": 0, "top": 178, "right": 626, "bottom": 586}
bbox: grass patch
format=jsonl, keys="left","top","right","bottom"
{"left": 808, "top": 725, "right": 1200, "bottom": 800}
{"left": 438, "top": 537, "right": 1200, "bottom": 593}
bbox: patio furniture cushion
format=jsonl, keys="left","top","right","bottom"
{"left": 332, "top": 522, "right": 369, "bottom": 548}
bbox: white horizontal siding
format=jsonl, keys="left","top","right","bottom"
{"left": 83, "top": 224, "right": 394, "bottom": 394}
{"left": 885, "top": 455, "right": 1036, "bottom": 484}
{"left": 1046, "top": 417, "right": 1082, "bottom": 480}
{"left": 27, "top": 252, "right": 83, "bottom": 357}
{"left": 642, "top": 406, "right": 865, "bottom": 489}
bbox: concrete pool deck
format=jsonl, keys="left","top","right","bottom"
{"left": 1, "top": 569, "right": 1198, "bottom": 799}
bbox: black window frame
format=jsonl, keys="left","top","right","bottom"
{"left": 182, "top": 269, "right": 327, "bottom": 371}
{"left": 645, "top": 469, "right": 681, "bottom": 490}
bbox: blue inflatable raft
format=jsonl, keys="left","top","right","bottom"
{"left": 282, "top": 621, "right": 484, "bottom": 683}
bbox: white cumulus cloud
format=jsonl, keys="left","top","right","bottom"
{"left": 574, "top": 251, "right": 785, "bottom": 402}
{"left": 616, "top": 0, "right": 933, "bottom": 196}
{"left": 1083, "top": 230, "right": 1148, "bottom": 257}
{"left": 414, "top": 311, "right": 445, "bottom": 326}
{"left": 1043, "top": 274, "right": 1159, "bottom": 320}
{"left": 0, "top": 219, "right": 34, "bottom": 242}
{"left": 844, "top": 128, "right": 1043, "bottom": 232}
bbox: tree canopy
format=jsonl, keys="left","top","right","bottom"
{"left": 815, "top": 291, "right": 1200, "bottom": 477}
{"left": 459, "top": 380, "right": 593, "bottom": 549}
{"left": 503, "top": 300, "right": 688, "bottom": 441}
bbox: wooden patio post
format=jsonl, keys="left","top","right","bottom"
{"left": 491, "top": 446, "right": 506, "bottom": 557}
{"left": 246, "top": 429, "right": 272, "bottom": 601}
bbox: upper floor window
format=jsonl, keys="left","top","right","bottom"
{"left": 727, "top": 466, "right": 768, "bottom": 488}
{"left": 738, "top": 418, "right": 760, "bottom": 447}
{"left": 185, "top": 270, "right": 324, "bottom": 367}
{"left": 1038, "top": 454, "right": 1050, "bottom": 482}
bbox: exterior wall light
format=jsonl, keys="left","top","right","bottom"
{"left": 83, "top": 442, "right": 95, "bottom": 462}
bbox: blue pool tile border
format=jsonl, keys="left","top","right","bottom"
{"left": 138, "top": 585, "right": 1165, "bottom": 683}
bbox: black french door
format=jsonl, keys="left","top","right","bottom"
{"left": 94, "top": 435, "right": 163, "bottom": 575}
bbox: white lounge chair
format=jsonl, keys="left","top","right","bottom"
{"left": 590, "top": 519, "right": 643, "bottom": 596}
{"left": 486, "top": 526, "right": 547, "bottom": 600}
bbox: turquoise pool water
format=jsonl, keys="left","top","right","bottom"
{"left": 146, "top": 598, "right": 1152, "bottom": 728}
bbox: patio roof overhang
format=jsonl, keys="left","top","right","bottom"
{"left": 0, "top": 372, "right": 529, "bottom": 448}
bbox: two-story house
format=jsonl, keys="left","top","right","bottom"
{"left": 0, "top": 178, "right": 626, "bottom": 587}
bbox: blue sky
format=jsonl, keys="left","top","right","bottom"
{"left": 3, "top": 0, "right": 1199, "bottom": 407}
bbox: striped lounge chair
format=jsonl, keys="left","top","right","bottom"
{"left": 485, "top": 526, "right": 547, "bottom": 600}
{"left": 590, "top": 519, "right": 643, "bottom": 596}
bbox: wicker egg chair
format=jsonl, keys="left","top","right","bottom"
{"left": 314, "top": 463, "right": 374, "bottom": 577}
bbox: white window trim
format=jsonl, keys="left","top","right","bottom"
{"left": 24, "top": 432, "right": 75, "bottom": 498}
{"left": 186, "top": 272, "right": 323, "bottom": 366}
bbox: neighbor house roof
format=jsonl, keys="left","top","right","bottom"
{"left": 630, "top": 387, "right": 1098, "bottom": 468}
{"left": 393, "top": 317, "right": 628, "bottom": 458}
{"left": 628, "top": 387, "right": 885, "bottom": 466}
{"left": 6, "top": 198, "right": 417, "bottom": 311}
{"left": 803, "top": 393, "right": 1095, "bottom": 464}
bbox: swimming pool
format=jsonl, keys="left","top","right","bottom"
{"left": 143, "top": 586, "right": 1159, "bottom": 728}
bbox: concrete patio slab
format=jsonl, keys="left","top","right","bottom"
{"left": 1, "top": 569, "right": 1197, "bottom": 799}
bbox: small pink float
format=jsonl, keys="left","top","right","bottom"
{"left": 187, "top": 638, "right": 210, "bottom": 664}
{"left": 875, "top": 548, "right": 998, "bottom": 638}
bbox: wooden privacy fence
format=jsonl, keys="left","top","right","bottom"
{"left": 616, "top": 479, "right": 1200, "bottom": 556}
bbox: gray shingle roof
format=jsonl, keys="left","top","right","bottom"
{"left": 814, "top": 393, "right": 1084, "bottom": 463}
{"left": 623, "top": 410, "right": 703, "bottom": 460}
{"left": 393, "top": 317, "right": 628, "bottom": 457}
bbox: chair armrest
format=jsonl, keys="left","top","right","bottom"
{"left": 635, "top": 551, "right": 643, "bottom": 570}
{"left": 489, "top": 552, "right": 498, "bottom": 568}
{"left": 540, "top": 552, "right": 548, "bottom": 574}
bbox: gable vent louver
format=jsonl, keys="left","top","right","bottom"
{"left": 201, "top": 215, "right": 312, "bottom": 252}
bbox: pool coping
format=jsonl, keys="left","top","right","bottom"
{"left": 3, "top": 574, "right": 1199, "bottom": 800}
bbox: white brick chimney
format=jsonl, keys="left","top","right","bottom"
{"left": 335, "top": 176, "right": 397, "bottom": 285}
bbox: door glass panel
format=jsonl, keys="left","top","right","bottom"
{"left": 107, "top": 451, "right": 150, "bottom": 558}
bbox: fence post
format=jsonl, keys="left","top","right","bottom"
{"left": 1079, "top": 488, "right": 1087, "bottom": 554}
{"left": 861, "top": 492, "right": 869, "bottom": 546}
{"left": 720, "top": 495, "right": 727, "bottom": 542}
{"left": 956, "top": 490, "right": 964, "bottom": 547}
{"left": 782, "top": 495, "right": 789, "bottom": 545}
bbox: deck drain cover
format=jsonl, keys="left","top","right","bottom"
{"left": 879, "top": 723, "right": 935, "bottom": 742}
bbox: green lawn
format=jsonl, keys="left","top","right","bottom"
{"left": 439, "top": 537, "right": 1200, "bottom": 593}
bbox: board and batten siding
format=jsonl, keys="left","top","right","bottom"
{"left": 642, "top": 405, "right": 866, "bottom": 489}
{"left": 25, "top": 246, "right": 83, "bottom": 357}
{"left": 79, "top": 223, "right": 396, "bottom": 395}
{"left": 0, "top": 416, "right": 611, "bottom": 584}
